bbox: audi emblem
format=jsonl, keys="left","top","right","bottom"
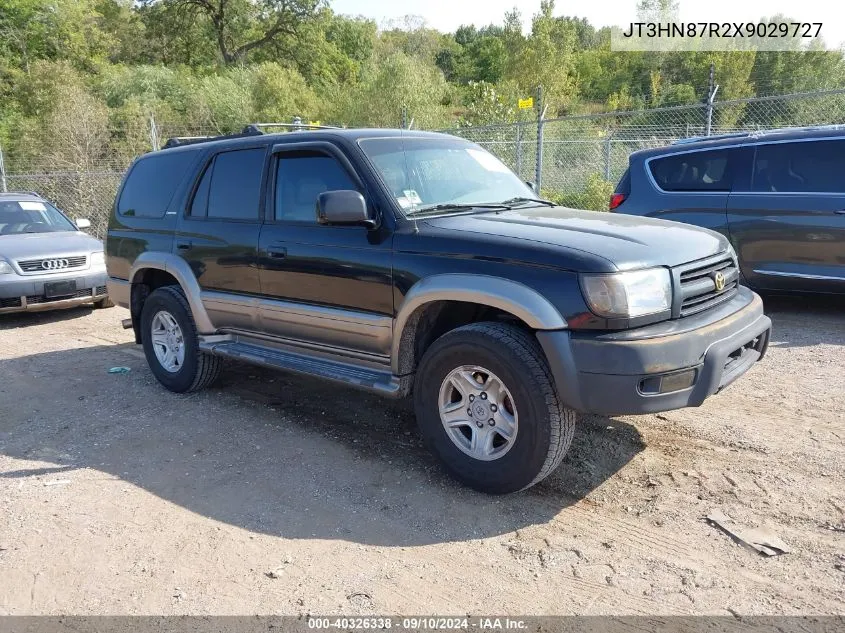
{"left": 41, "top": 259, "right": 70, "bottom": 270}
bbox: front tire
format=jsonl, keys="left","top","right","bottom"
{"left": 140, "top": 286, "right": 222, "bottom": 393}
{"left": 413, "top": 322, "right": 576, "bottom": 494}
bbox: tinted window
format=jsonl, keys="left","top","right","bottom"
{"left": 207, "top": 148, "right": 266, "bottom": 220}
{"left": 275, "top": 153, "right": 359, "bottom": 222}
{"left": 649, "top": 149, "right": 734, "bottom": 192}
{"left": 189, "top": 161, "right": 213, "bottom": 217}
{"left": 118, "top": 151, "right": 196, "bottom": 217}
{"left": 752, "top": 140, "right": 845, "bottom": 193}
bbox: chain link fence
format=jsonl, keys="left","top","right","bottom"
{"left": 2, "top": 89, "right": 845, "bottom": 238}
{"left": 444, "top": 88, "right": 845, "bottom": 210}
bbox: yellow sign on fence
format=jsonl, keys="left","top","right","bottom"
{"left": 518, "top": 97, "right": 534, "bottom": 110}
{"left": 308, "top": 121, "right": 321, "bottom": 127}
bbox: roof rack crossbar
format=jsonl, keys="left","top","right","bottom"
{"left": 161, "top": 121, "right": 340, "bottom": 149}
{"left": 246, "top": 122, "right": 341, "bottom": 130}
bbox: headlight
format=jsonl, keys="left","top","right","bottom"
{"left": 580, "top": 267, "right": 672, "bottom": 318}
{"left": 0, "top": 260, "right": 14, "bottom": 275}
{"left": 90, "top": 251, "right": 106, "bottom": 267}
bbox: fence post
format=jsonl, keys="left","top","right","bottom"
{"left": 0, "top": 144, "right": 6, "bottom": 193}
{"left": 705, "top": 62, "right": 718, "bottom": 136}
{"left": 149, "top": 115, "right": 160, "bottom": 151}
{"left": 603, "top": 132, "right": 613, "bottom": 181}
{"left": 534, "top": 86, "right": 544, "bottom": 194}
{"left": 515, "top": 122, "right": 523, "bottom": 179}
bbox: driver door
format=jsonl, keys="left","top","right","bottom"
{"left": 256, "top": 142, "right": 394, "bottom": 357}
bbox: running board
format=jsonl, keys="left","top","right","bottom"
{"left": 198, "top": 337, "right": 404, "bottom": 397}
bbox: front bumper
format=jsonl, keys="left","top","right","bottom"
{"left": 0, "top": 269, "right": 109, "bottom": 314}
{"left": 537, "top": 287, "right": 771, "bottom": 415}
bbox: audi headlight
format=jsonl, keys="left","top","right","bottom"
{"left": 90, "top": 251, "right": 106, "bottom": 267}
{"left": 580, "top": 267, "right": 672, "bottom": 318}
{"left": 0, "top": 260, "right": 14, "bottom": 275}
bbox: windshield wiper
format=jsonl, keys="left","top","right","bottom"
{"left": 406, "top": 202, "right": 512, "bottom": 216}
{"left": 498, "top": 196, "right": 557, "bottom": 207}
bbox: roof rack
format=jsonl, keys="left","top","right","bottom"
{"left": 671, "top": 132, "right": 751, "bottom": 145}
{"left": 671, "top": 123, "right": 845, "bottom": 146}
{"left": 162, "top": 121, "right": 341, "bottom": 150}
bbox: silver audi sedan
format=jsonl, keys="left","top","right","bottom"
{"left": 0, "top": 192, "right": 110, "bottom": 314}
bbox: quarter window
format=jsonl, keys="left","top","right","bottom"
{"left": 118, "top": 151, "right": 196, "bottom": 217}
{"left": 204, "top": 148, "right": 266, "bottom": 221}
{"left": 649, "top": 150, "right": 734, "bottom": 192}
{"left": 274, "top": 153, "right": 359, "bottom": 223}
{"left": 752, "top": 140, "right": 845, "bottom": 193}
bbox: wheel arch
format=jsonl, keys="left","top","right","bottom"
{"left": 391, "top": 274, "right": 568, "bottom": 375}
{"left": 129, "top": 252, "right": 214, "bottom": 334}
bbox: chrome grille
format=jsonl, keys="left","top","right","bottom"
{"left": 17, "top": 255, "right": 87, "bottom": 273}
{"left": 678, "top": 257, "right": 739, "bottom": 317}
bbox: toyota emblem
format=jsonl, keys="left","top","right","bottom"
{"left": 713, "top": 271, "right": 726, "bottom": 291}
{"left": 41, "top": 259, "right": 70, "bottom": 270}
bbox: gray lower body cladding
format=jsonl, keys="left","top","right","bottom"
{"left": 537, "top": 287, "right": 771, "bottom": 415}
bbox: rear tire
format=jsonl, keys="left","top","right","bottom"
{"left": 413, "top": 321, "right": 576, "bottom": 494}
{"left": 140, "top": 286, "right": 222, "bottom": 393}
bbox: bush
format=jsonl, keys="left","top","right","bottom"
{"left": 542, "top": 173, "right": 614, "bottom": 211}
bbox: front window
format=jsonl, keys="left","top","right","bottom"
{"left": 0, "top": 199, "right": 77, "bottom": 235}
{"left": 359, "top": 137, "right": 536, "bottom": 215}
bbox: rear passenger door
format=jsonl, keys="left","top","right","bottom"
{"left": 175, "top": 144, "right": 269, "bottom": 330}
{"left": 642, "top": 147, "right": 738, "bottom": 236}
{"left": 727, "top": 139, "right": 845, "bottom": 293}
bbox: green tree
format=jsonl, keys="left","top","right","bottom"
{"left": 140, "top": 0, "right": 323, "bottom": 65}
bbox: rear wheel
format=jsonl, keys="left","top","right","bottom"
{"left": 140, "top": 286, "right": 222, "bottom": 393}
{"left": 413, "top": 322, "right": 576, "bottom": 494}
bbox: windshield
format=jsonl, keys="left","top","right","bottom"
{"left": 359, "top": 137, "right": 537, "bottom": 215}
{"left": 0, "top": 199, "right": 77, "bottom": 235}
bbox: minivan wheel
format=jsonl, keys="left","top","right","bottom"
{"left": 140, "top": 286, "right": 222, "bottom": 393}
{"left": 413, "top": 321, "right": 576, "bottom": 494}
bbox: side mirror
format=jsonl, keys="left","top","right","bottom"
{"left": 75, "top": 218, "right": 91, "bottom": 229}
{"left": 525, "top": 181, "right": 536, "bottom": 192}
{"left": 317, "top": 190, "right": 375, "bottom": 228}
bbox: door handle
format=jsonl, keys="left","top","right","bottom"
{"left": 267, "top": 247, "right": 287, "bottom": 259}
{"left": 834, "top": 209, "right": 845, "bottom": 215}
{"left": 176, "top": 240, "right": 192, "bottom": 250}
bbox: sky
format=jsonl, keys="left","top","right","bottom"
{"left": 329, "top": 0, "right": 845, "bottom": 49}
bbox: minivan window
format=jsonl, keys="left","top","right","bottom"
{"left": 752, "top": 140, "right": 845, "bottom": 193}
{"left": 118, "top": 151, "right": 196, "bottom": 217}
{"left": 206, "top": 148, "right": 266, "bottom": 220}
{"left": 275, "top": 153, "right": 359, "bottom": 223}
{"left": 649, "top": 149, "right": 734, "bottom": 192}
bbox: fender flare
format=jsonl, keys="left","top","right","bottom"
{"left": 391, "top": 273, "right": 568, "bottom": 373}
{"left": 129, "top": 252, "right": 215, "bottom": 334}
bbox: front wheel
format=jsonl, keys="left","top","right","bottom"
{"left": 413, "top": 322, "right": 576, "bottom": 494}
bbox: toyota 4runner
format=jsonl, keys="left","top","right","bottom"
{"left": 106, "top": 127, "right": 772, "bottom": 494}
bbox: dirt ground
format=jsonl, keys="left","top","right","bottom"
{"left": 0, "top": 296, "right": 843, "bottom": 616}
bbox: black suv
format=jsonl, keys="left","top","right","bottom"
{"left": 106, "top": 127, "right": 771, "bottom": 493}
{"left": 611, "top": 126, "right": 845, "bottom": 295}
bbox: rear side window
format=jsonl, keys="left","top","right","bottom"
{"left": 118, "top": 151, "right": 196, "bottom": 217}
{"left": 649, "top": 149, "right": 734, "bottom": 192}
{"left": 752, "top": 140, "right": 845, "bottom": 193}
{"left": 205, "top": 148, "right": 266, "bottom": 220}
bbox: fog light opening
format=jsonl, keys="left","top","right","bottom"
{"left": 639, "top": 368, "right": 697, "bottom": 395}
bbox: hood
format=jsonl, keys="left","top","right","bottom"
{"left": 0, "top": 231, "right": 103, "bottom": 261}
{"left": 424, "top": 207, "right": 730, "bottom": 271}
